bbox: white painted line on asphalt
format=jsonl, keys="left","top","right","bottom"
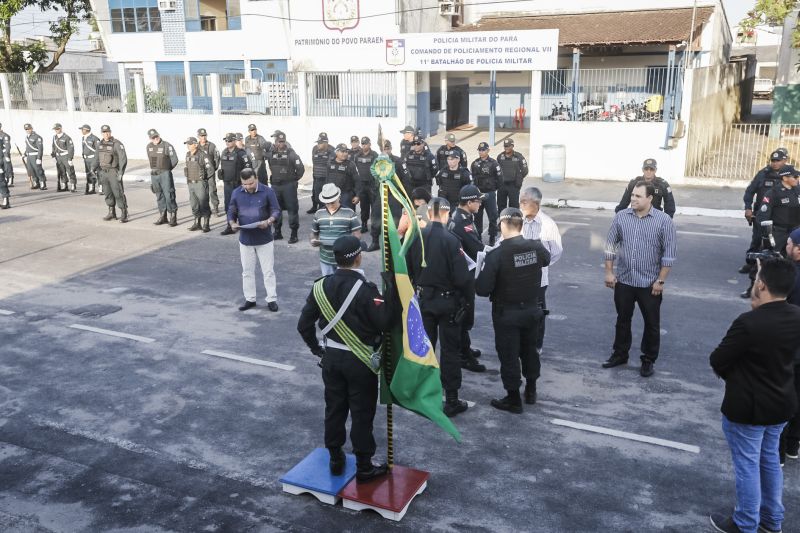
{"left": 0, "top": 309, "right": 15, "bottom": 315}
{"left": 298, "top": 194, "right": 311, "bottom": 200}
{"left": 557, "top": 221, "right": 590, "bottom": 226}
{"left": 68, "top": 324, "right": 156, "bottom": 344}
{"left": 201, "top": 349, "right": 295, "bottom": 371}
{"left": 677, "top": 231, "right": 738, "bottom": 239}
{"left": 550, "top": 418, "right": 700, "bottom": 454}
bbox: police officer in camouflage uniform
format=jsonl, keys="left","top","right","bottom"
{"left": 326, "top": 144, "right": 360, "bottom": 210}
{"left": 51, "top": 123, "right": 77, "bottom": 193}
{"left": 471, "top": 141, "right": 502, "bottom": 245}
{"left": 0, "top": 123, "right": 14, "bottom": 188}
{"left": 404, "top": 135, "right": 438, "bottom": 193}
{"left": 245, "top": 124, "right": 271, "bottom": 185}
{"left": 183, "top": 136, "right": 213, "bottom": 233}
{"left": 435, "top": 150, "right": 472, "bottom": 206}
{"left": 197, "top": 128, "right": 221, "bottom": 217}
{"left": 309, "top": 132, "right": 335, "bottom": 214}
{"left": 435, "top": 133, "right": 468, "bottom": 170}
{"left": 97, "top": 125, "right": 129, "bottom": 223}
{"left": 353, "top": 136, "right": 380, "bottom": 247}
{"left": 497, "top": 139, "right": 528, "bottom": 210}
{"left": 146, "top": 129, "right": 180, "bottom": 226}
{"left": 268, "top": 132, "right": 305, "bottom": 243}
{"left": 219, "top": 133, "right": 253, "bottom": 236}
{"left": 80, "top": 124, "right": 100, "bottom": 195}
{"left": 24, "top": 124, "right": 47, "bottom": 190}
{"left": 614, "top": 158, "right": 676, "bottom": 217}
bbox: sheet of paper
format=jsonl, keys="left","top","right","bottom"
{"left": 464, "top": 253, "right": 477, "bottom": 271}
{"left": 239, "top": 220, "right": 267, "bottom": 229}
{"left": 475, "top": 250, "right": 487, "bottom": 278}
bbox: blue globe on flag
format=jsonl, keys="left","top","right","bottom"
{"left": 406, "top": 296, "right": 430, "bottom": 357}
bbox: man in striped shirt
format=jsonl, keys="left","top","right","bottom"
{"left": 603, "top": 181, "right": 677, "bottom": 377}
{"left": 519, "top": 187, "right": 563, "bottom": 355}
{"left": 311, "top": 184, "right": 361, "bottom": 276}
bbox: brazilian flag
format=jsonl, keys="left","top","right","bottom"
{"left": 372, "top": 155, "right": 461, "bottom": 442}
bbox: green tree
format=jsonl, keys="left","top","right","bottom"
{"left": 0, "top": 0, "right": 93, "bottom": 72}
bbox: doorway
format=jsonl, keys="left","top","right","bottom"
{"left": 447, "top": 78, "right": 469, "bottom": 129}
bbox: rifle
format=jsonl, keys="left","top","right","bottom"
{"left": 15, "top": 144, "right": 33, "bottom": 188}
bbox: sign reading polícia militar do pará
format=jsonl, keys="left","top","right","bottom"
{"left": 291, "top": 29, "right": 559, "bottom": 72}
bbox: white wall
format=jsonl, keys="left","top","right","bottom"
{"left": 462, "top": 0, "right": 718, "bottom": 22}
{"left": 1, "top": 110, "right": 404, "bottom": 162}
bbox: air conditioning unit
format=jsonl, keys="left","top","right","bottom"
{"left": 239, "top": 78, "right": 262, "bottom": 95}
{"left": 439, "top": 0, "right": 461, "bottom": 16}
{"left": 158, "top": 0, "right": 177, "bottom": 12}
{"left": 90, "top": 38, "right": 102, "bottom": 50}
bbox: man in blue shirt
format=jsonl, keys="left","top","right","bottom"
{"left": 228, "top": 169, "right": 282, "bottom": 312}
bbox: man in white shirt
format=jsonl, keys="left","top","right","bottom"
{"left": 519, "top": 187, "right": 563, "bottom": 355}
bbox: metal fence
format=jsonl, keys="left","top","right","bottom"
{"left": 306, "top": 72, "right": 397, "bottom": 117}
{"left": 540, "top": 67, "right": 682, "bottom": 122}
{"left": 6, "top": 72, "right": 68, "bottom": 111}
{"left": 218, "top": 72, "right": 300, "bottom": 116}
{"left": 685, "top": 123, "right": 800, "bottom": 180}
{"left": 73, "top": 73, "right": 124, "bottom": 112}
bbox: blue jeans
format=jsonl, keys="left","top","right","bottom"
{"left": 721, "top": 415, "right": 786, "bottom": 533}
{"left": 320, "top": 262, "right": 336, "bottom": 276}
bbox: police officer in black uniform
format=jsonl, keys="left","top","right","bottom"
{"left": 297, "top": 235, "right": 396, "bottom": 482}
{"left": 404, "top": 135, "right": 438, "bottom": 193}
{"left": 268, "top": 132, "right": 305, "bottom": 243}
{"left": 79, "top": 124, "right": 100, "bottom": 195}
{"left": 436, "top": 150, "right": 472, "bottom": 206}
{"left": 326, "top": 144, "right": 360, "bottom": 211}
{"left": 245, "top": 124, "right": 272, "bottom": 185}
{"left": 97, "top": 125, "right": 129, "bottom": 223}
{"left": 146, "top": 129, "right": 180, "bottom": 226}
{"left": 382, "top": 140, "right": 410, "bottom": 222}
{"left": 497, "top": 138, "right": 528, "bottom": 210}
{"left": 476, "top": 207, "right": 551, "bottom": 412}
{"left": 435, "top": 133, "right": 468, "bottom": 170}
{"left": 0, "top": 132, "right": 8, "bottom": 209}
{"left": 471, "top": 141, "right": 502, "bottom": 245}
{"left": 756, "top": 167, "right": 800, "bottom": 255}
{"left": 24, "top": 124, "right": 47, "bottom": 190}
{"left": 308, "top": 132, "right": 335, "bottom": 214}
{"left": 354, "top": 137, "right": 380, "bottom": 248}
{"left": 197, "top": 128, "right": 221, "bottom": 217}
{"left": 0, "top": 123, "right": 14, "bottom": 188}
{"left": 51, "top": 123, "right": 77, "bottom": 192}
{"left": 399, "top": 125, "right": 416, "bottom": 159}
{"left": 614, "top": 158, "right": 676, "bottom": 217}
{"left": 184, "top": 136, "right": 213, "bottom": 233}
{"left": 407, "top": 197, "right": 473, "bottom": 417}
{"left": 448, "top": 184, "right": 487, "bottom": 373}
{"left": 219, "top": 133, "right": 252, "bottom": 235}
{"left": 348, "top": 135, "right": 361, "bottom": 160}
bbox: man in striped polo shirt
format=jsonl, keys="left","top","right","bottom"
{"left": 602, "top": 181, "right": 677, "bottom": 378}
{"left": 311, "top": 184, "right": 361, "bottom": 276}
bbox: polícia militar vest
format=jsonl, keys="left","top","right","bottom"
{"left": 147, "top": 142, "right": 172, "bottom": 170}
{"left": 186, "top": 152, "right": 204, "bottom": 181}
{"left": 493, "top": 239, "right": 543, "bottom": 304}
{"left": 98, "top": 140, "right": 118, "bottom": 169}
{"left": 405, "top": 153, "right": 431, "bottom": 185}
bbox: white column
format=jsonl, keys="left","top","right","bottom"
{"left": 297, "top": 71, "right": 308, "bottom": 118}
{"left": 0, "top": 74, "right": 10, "bottom": 112}
{"left": 63, "top": 73, "right": 75, "bottom": 112}
{"left": 394, "top": 71, "right": 405, "bottom": 124}
{"left": 118, "top": 63, "right": 128, "bottom": 113}
{"left": 530, "top": 70, "right": 542, "bottom": 177}
{"left": 75, "top": 73, "right": 86, "bottom": 111}
{"left": 134, "top": 73, "right": 146, "bottom": 115}
{"left": 440, "top": 71, "right": 448, "bottom": 132}
{"left": 184, "top": 61, "right": 193, "bottom": 110}
{"left": 210, "top": 73, "right": 221, "bottom": 116}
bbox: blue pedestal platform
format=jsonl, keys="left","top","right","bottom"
{"left": 280, "top": 448, "right": 356, "bottom": 505}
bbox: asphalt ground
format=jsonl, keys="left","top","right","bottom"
{"left": 1, "top": 180, "right": 798, "bottom": 532}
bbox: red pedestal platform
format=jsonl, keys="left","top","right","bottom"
{"left": 339, "top": 465, "right": 430, "bottom": 521}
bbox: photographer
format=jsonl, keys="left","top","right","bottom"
{"left": 709, "top": 258, "right": 800, "bottom": 533}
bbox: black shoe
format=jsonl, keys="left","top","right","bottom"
{"left": 491, "top": 395, "right": 523, "bottom": 414}
{"left": 602, "top": 354, "right": 628, "bottom": 368}
{"left": 489, "top": 236, "right": 496, "bottom": 247}
{"left": 274, "top": 230, "right": 283, "bottom": 240}
{"left": 189, "top": 218, "right": 201, "bottom": 231}
{"left": 220, "top": 224, "right": 234, "bottom": 236}
{"left": 154, "top": 212, "right": 167, "bottom": 225}
{"left": 168, "top": 211, "right": 178, "bottom": 227}
{"left": 119, "top": 209, "right": 128, "bottom": 223}
{"left": 267, "top": 301, "right": 278, "bottom": 312}
{"left": 443, "top": 399, "right": 468, "bottom": 417}
{"left": 524, "top": 383, "right": 537, "bottom": 405}
{"left": 366, "top": 240, "right": 380, "bottom": 252}
{"left": 202, "top": 217, "right": 211, "bottom": 233}
{"left": 740, "top": 288, "right": 752, "bottom": 299}
{"left": 356, "top": 463, "right": 388, "bottom": 483}
{"left": 787, "top": 440, "right": 799, "bottom": 459}
{"left": 238, "top": 300, "right": 256, "bottom": 311}
{"left": 288, "top": 231, "right": 298, "bottom": 244}
{"left": 709, "top": 513, "right": 743, "bottom": 533}
{"left": 640, "top": 360, "right": 654, "bottom": 377}
{"left": 470, "top": 348, "right": 481, "bottom": 358}
{"left": 102, "top": 207, "right": 116, "bottom": 221}
{"left": 758, "top": 523, "right": 783, "bottom": 533}
{"left": 461, "top": 357, "right": 486, "bottom": 373}
{"left": 329, "top": 448, "right": 345, "bottom": 476}
{"left": 738, "top": 264, "right": 751, "bottom": 274}
{"left": 306, "top": 207, "right": 317, "bottom": 214}
{"left": 360, "top": 225, "right": 368, "bottom": 234}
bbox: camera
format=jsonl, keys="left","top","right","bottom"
{"left": 746, "top": 220, "right": 782, "bottom": 263}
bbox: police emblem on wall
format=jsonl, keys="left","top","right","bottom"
{"left": 386, "top": 39, "right": 405, "bottom": 66}
{"left": 322, "top": 0, "right": 360, "bottom": 32}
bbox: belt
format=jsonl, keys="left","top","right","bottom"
{"left": 324, "top": 338, "right": 351, "bottom": 352}
{"left": 496, "top": 300, "right": 535, "bottom": 307}
{"left": 26, "top": 152, "right": 38, "bottom": 156}
{"left": 417, "top": 286, "right": 455, "bottom": 297}
{"left": 84, "top": 155, "right": 95, "bottom": 159}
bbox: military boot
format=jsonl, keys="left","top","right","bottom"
{"left": 274, "top": 227, "right": 283, "bottom": 240}
{"left": 202, "top": 216, "right": 211, "bottom": 233}
{"left": 328, "top": 447, "right": 345, "bottom": 476}
{"left": 103, "top": 206, "right": 117, "bottom": 221}
{"left": 490, "top": 389, "right": 523, "bottom": 414}
{"left": 188, "top": 217, "right": 201, "bottom": 231}
{"left": 1, "top": 197, "right": 9, "bottom": 209}
{"left": 443, "top": 390, "right": 468, "bottom": 417}
{"left": 84, "top": 182, "right": 91, "bottom": 195}
{"left": 524, "top": 381, "right": 537, "bottom": 405}
{"left": 168, "top": 211, "right": 178, "bottom": 227}
{"left": 153, "top": 211, "right": 167, "bottom": 225}
{"left": 366, "top": 238, "right": 380, "bottom": 252}
{"left": 355, "top": 454, "right": 388, "bottom": 484}
{"left": 288, "top": 229, "right": 298, "bottom": 244}
{"left": 119, "top": 208, "right": 129, "bottom": 223}
{"left": 220, "top": 224, "right": 234, "bottom": 236}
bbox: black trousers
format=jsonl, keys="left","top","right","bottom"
{"left": 612, "top": 282, "right": 662, "bottom": 363}
{"left": 272, "top": 181, "right": 298, "bottom": 232}
{"left": 223, "top": 181, "right": 236, "bottom": 215}
{"left": 536, "top": 286, "right": 548, "bottom": 351}
{"left": 747, "top": 219, "right": 761, "bottom": 253}
{"left": 254, "top": 161, "right": 268, "bottom": 185}
{"left": 780, "top": 364, "right": 800, "bottom": 453}
{"left": 420, "top": 291, "right": 462, "bottom": 392}
{"left": 493, "top": 303, "right": 542, "bottom": 390}
{"left": 497, "top": 183, "right": 520, "bottom": 210}
{"left": 311, "top": 176, "right": 326, "bottom": 210}
{"left": 360, "top": 185, "right": 382, "bottom": 238}
{"left": 475, "top": 190, "right": 498, "bottom": 240}
{"left": 322, "top": 347, "right": 378, "bottom": 458}
{"left": 460, "top": 279, "right": 476, "bottom": 358}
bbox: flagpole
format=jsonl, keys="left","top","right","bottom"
{"left": 378, "top": 125, "right": 395, "bottom": 470}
